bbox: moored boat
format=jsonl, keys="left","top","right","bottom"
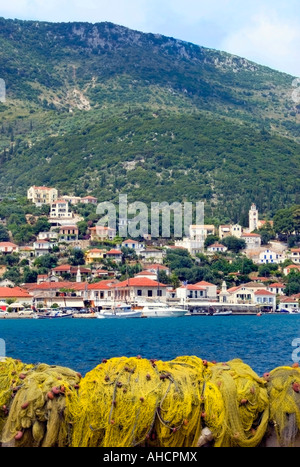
{"left": 96, "top": 304, "right": 143, "bottom": 319}
{"left": 134, "top": 302, "right": 186, "bottom": 318}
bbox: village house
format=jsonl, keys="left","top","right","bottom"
{"left": 50, "top": 200, "right": 73, "bottom": 221}
{"left": 144, "top": 264, "right": 170, "bottom": 276}
{"left": 59, "top": 225, "right": 79, "bottom": 243}
{"left": 267, "top": 283, "right": 286, "bottom": 296}
{"left": 33, "top": 239, "right": 54, "bottom": 257}
{"left": 87, "top": 280, "right": 117, "bottom": 308}
{"left": 219, "top": 224, "right": 242, "bottom": 240}
{"left": 27, "top": 186, "right": 58, "bottom": 207}
{"left": 289, "top": 249, "right": 300, "bottom": 264}
{"left": 283, "top": 264, "right": 300, "bottom": 276}
{"left": 105, "top": 249, "right": 123, "bottom": 264}
{"left": 89, "top": 226, "right": 117, "bottom": 241}
{"left": 38, "top": 231, "right": 59, "bottom": 242}
{"left": 139, "top": 248, "right": 165, "bottom": 264}
{"left": 122, "top": 239, "right": 145, "bottom": 252}
{"left": 110, "top": 277, "right": 168, "bottom": 303}
{"left": 85, "top": 249, "right": 107, "bottom": 265}
{"left": 176, "top": 281, "right": 218, "bottom": 304}
{"left": 175, "top": 225, "right": 215, "bottom": 255}
{"left": 0, "top": 287, "right": 33, "bottom": 310}
{"left": 81, "top": 196, "right": 98, "bottom": 205}
{"left": 219, "top": 281, "right": 276, "bottom": 311}
{"left": 258, "top": 249, "right": 285, "bottom": 264}
{"left": 52, "top": 265, "right": 91, "bottom": 281}
{"left": 0, "top": 242, "right": 19, "bottom": 254}
{"left": 207, "top": 243, "right": 228, "bottom": 254}
{"left": 25, "top": 282, "right": 87, "bottom": 310}
{"left": 279, "top": 296, "right": 299, "bottom": 312}
{"left": 241, "top": 233, "right": 262, "bottom": 250}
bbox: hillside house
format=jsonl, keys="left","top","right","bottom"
{"left": 59, "top": 225, "right": 79, "bottom": 243}
{"left": 289, "top": 249, "right": 300, "bottom": 264}
{"left": 33, "top": 239, "right": 54, "bottom": 257}
{"left": 81, "top": 196, "right": 98, "bottom": 205}
{"left": 0, "top": 242, "right": 19, "bottom": 254}
{"left": 283, "top": 265, "right": 300, "bottom": 276}
{"left": 207, "top": 243, "right": 228, "bottom": 253}
{"left": 89, "top": 226, "right": 117, "bottom": 241}
{"left": 50, "top": 200, "right": 73, "bottom": 220}
{"left": 258, "top": 249, "right": 284, "bottom": 264}
{"left": 122, "top": 239, "right": 145, "bottom": 252}
{"left": 27, "top": 186, "right": 58, "bottom": 206}
{"left": 219, "top": 224, "right": 242, "bottom": 240}
{"left": 241, "top": 233, "right": 262, "bottom": 250}
{"left": 85, "top": 249, "right": 106, "bottom": 265}
{"left": 105, "top": 250, "right": 123, "bottom": 263}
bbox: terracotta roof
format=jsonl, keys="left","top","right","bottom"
{"left": 29, "top": 282, "right": 87, "bottom": 291}
{"left": 106, "top": 250, "right": 122, "bottom": 255}
{"left": 179, "top": 285, "right": 206, "bottom": 291}
{"left": 195, "top": 281, "right": 216, "bottom": 287}
{"left": 269, "top": 283, "right": 285, "bottom": 288}
{"left": 254, "top": 290, "right": 275, "bottom": 296}
{"left": 0, "top": 242, "right": 18, "bottom": 248}
{"left": 88, "top": 280, "right": 117, "bottom": 290}
{"left": 110, "top": 278, "right": 167, "bottom": 288}
{"left": 0, "top": 287, "right": 32, "bottom": 298}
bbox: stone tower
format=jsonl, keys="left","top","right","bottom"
{"left": 249, "top": 204, "right": 258, "bottom": 232}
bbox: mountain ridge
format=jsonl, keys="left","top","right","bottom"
{"left": 0, "top": 17, "right": 299, "bottom": 222}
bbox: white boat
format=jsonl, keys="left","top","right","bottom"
{"left": 96, "top": 304, "right": 143, "bottom": 319}
{"left": 135, "top": 302, "right": 187, "bottom": 318}
{"left": 212, "top": 310, "right": 233, "bottom": 316}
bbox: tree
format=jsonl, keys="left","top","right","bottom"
{"left": 222, "top": 236, "right": 246, "bottom": 253}
{"left": 69, "top": 248, "right": 85, "bottom": 266}
{"left": 0, "top": 224, "right": 9, "bottom": 242}
{"left": 274, "top": 208, "right": 295, "bottom": 239}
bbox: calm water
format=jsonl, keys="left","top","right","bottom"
{"left": 0, "top": 315, "right": 300, "bottom": 376}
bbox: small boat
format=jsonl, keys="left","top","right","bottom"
{"left": 33, "top": 310, "right": 74, "bottom": 319}
{"left": 212, "top": 310, "right": 233, "bottom": 316}
{"left": 96, "top": 304, "right": 143, "bottom": 319}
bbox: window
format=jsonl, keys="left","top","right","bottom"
{"left": 137, "top": 290, "right": 142, "bottom": 296}
{"left": 157, "top": 290, "right": 162, "bottom": 297}
{"left": 148, "top": 290, "right": 153, "bottom": 297}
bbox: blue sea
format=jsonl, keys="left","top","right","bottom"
{"left": 1, "top": 315, "right": 300, "bottom": 376}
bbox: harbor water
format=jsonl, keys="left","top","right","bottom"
{"left": 0, "top": 314, "right": 300, "bottom": 376}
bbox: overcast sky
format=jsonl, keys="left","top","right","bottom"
{"left": 1, "top": 0, "right": 299, "bottom": 77}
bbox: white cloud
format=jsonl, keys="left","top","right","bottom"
{"left": 221, "top": 11, "right": 300, "bottom": 76}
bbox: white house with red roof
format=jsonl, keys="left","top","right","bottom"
{"left": 176, "top": 281, "right": 218, "bottom": 304}
{"left": 0, "top": 287, "right": 33, "bottom": 310}
{"left": 110, "top": 277, "right": 168, "bottom": 303}
{"left": 267, "top": 283, "right": 286, "bottom": 296}
{"left": 241, "top": 233, "right": 262, "bottom": 249}
{"left": 105, "top": 249, "right": 123, "bottom": 263}
{"left": 219, "top": 282, "right": 276, "bottom": 311}
{"left": 0, "top": 242, "right": 19, "bottom": 254}
{"left": 207, "top": 243, "right": 228, "bottom": 253}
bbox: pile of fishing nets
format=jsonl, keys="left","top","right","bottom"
{"left": 0, "top": 356, "right": 299, "bottom": 447}
{"left": 267, "top": 365, "right": 300, "bottom": 447}
{"left": 0, "top": 358, "right": 81, "bottom": 447}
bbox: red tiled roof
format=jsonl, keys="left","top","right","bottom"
{"left": 254, "top": 290, "right": 275, "bottom": 296}
{"left": 242, "top": 233, "right": 261, "bottom": 238}
{"left": 106, "top": 250, "right": 122, "bottom": 255}
{"left": 145, "top": 264, "right": 169, "bottom": 270}
{"left": 195, "top": 281, "right": 216, "bottom": 287}
{"left": 0, "top": 242, "right": 18, "bottom": 248}
{"left": 110, "top": 278, "right": 167, "bottom": 288}
{"left": 179, "top": 285, "right": 206, "bottom": 291}
{"left": 0, "top": 287, "right": 32, "bottom": 298}
{"left": 269, "top": 283, "right": 285, "bottom": 288}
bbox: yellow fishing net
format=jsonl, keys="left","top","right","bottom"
{"left": 0, "top": 357, "right": 299, "bottom": 448}
{"left": 68, "top": 356, "right": 206, "bottom": 448}
{"left": 205, "top": 359, "right": 269, "bottom": 447}
{"left": 1, "top": 362, "right": 81, "bottom": 447}
{"left": 0, "top": 358, "right": 34, "bottom": 436}
{"left": 267, "top": 365, "right": 300, "bottom": 447}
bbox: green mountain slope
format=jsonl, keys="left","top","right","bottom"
{"left": 0, "top": 18, "right": 299, "bottom": 221}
